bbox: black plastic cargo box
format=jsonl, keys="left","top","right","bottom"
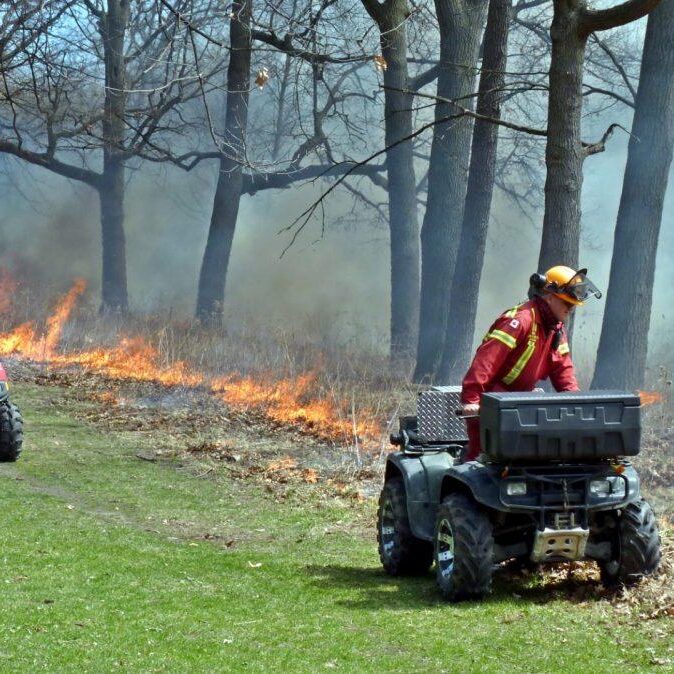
{"left": 479, "top": 391, "right": 641, "bottom": 461}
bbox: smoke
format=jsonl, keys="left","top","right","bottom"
{"left": 0, "top": 159, "right": 391, "bottom": 350}
{"left": 0, "top": 132, "right": 672, "bottom": 383}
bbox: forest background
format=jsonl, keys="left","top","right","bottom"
{"left": 0, "top": 0, "right": 672, "bottom": 393}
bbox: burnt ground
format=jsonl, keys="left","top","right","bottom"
{"left": 7, "top": 357, "right": 385, "bottom": 501}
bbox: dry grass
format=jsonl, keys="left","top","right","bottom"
{"left": 2, "top": 279, "right": 673, "bottom": 488}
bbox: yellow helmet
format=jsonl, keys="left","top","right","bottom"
{"left": 530, "top": 266, "right": 602, "bottom": 306}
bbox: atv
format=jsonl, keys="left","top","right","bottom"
{"left": 377, "top": 386, "right": 661, "bottom": 601}
{"left": 0, "top": 362, "right": 23, "bottom": 462}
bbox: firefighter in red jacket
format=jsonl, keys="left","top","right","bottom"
{"left": 461, "top": 265, "right": 602, "bottom": 461}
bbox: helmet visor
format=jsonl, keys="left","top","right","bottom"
{"left": 560, "top": 269, "right": 602, "bottom": 302}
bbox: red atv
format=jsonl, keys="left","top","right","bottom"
{"left": 0, "top": 362, "right": 23, "bottom": 462}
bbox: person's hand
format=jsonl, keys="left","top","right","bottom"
{"left": 462, "top": 403, "right": 480, "bottom": 417}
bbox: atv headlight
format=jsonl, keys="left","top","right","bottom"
{"left": 590, "top": 477, "right": 625, "bottom": 498}
{"left": 506, "top": 481, "right": 527, "bottom": 496}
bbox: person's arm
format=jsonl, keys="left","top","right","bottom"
{"left": 549, "top": 333, "right": 579, "bottom": 392}
{"left": 461, "top": 314, "right": 528, "bottom": 405}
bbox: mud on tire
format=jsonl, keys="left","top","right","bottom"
{"left": 377, "top": 478, "right": 433, "bottom": 575}
{"left": 600, "top": 498, "right": 661, "bottom": 587}
{"left": 0, "top": 402, "right": 23, "bottom": 462}
{"left": 434, "top": 492, "right": 493, "bottom": 601}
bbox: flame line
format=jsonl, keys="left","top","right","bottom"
{"left": 0, "top": 280, "right": 381, "bottom": 446}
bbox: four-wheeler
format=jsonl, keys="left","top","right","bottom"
{"left": 0, "top": 362, "right": 23, "bottom": 462}
{"left": 377, "top": 386, "right": 661, "bottom": 601}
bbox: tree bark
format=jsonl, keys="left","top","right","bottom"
{"left": 591, "top": 0, "right": 674, "bottom": 390}
{"left": 196, "top": 0, "right": 252, "bottom": 325}
{"left": 538, "top": 0, "right": 586, "bottom": 273}
{"left": 439, "top": 0, "right": 511, "bottom": 382}
{"left": 414, "top": 0, "right": 488, "bottom": 381}
{"left": 99, "top": 0, "right": 130, "bottom": 313}
{"left": 363, "top": 0, "right": 420, "bottom": 367}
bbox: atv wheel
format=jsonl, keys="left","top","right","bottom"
{"left": 377, "top": 478, "right": 433, "bottom": 575}
{"left": 0, "top": 402, "right": 23, "bottom": 462}
{"left": 434, "top": 492, "right": 493, "bottom": 601}
{"left": 600, "top": 499, "right": 660, "bottom": 587}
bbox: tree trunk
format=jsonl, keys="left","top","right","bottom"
{"left": 537, "top": 0, "right": 586, "bottom": 273}
{"left": 439, "top": 0, "right": 511, "bottom": 382}
{"left": 363, "top": 0, "right": 420, "bottom": 367}
{"left": 414, "top": 0, "right": 487, "bottom": 381}
{"left": 537, "top": 0, "right": 662, "bottom": 274}
{"left": 592, "top": 0, "right": 674, "bottom": 390}
{"left": 99, "top": 0, "right": 130, "bottom": 313}
{"left": 196, "top": 0, "right": 252, "bottom": 326}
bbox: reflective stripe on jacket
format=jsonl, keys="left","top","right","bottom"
{"left": 461, "top": 298, "right": 578, "bottom": 406}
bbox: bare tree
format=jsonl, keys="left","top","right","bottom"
{"left": 196, "top": 0, "right": 253, "bottom": 325}
{"left": 439, "top": 0, "right": 511, "bottom": 382}
{"left": 0, "top": 0, "right": 216, "bottom": 311}
{"left": 172, "top": 1, "right": 386, "bottom": 325}
{"left": 537, "top": 0, "right": 661, "bottom": 272}
{"left": 362, "top": 0, "right": 420, "bottom": 366}
{"left": 592, "top": 0, "right": 674, "bottom": 390}
{"left": 414, "top": 0, "right": 488, "bottom": 381}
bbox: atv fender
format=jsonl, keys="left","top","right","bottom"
{"left": 385, "top": 454, "right": 506, "bottom": 541}
{"left": 439, "top": 462, "right": 503, "bottom": 511}
{"left": 385, "top": 452, "right": 454, "bottom": 541}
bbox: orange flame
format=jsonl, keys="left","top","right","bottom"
{"left": 43, "top": 278, "right": 87, "bottom": 356}
{"left": 0, "top": 280, "right": 381, "bottom": 447}
{"left": 0, "top": 322, "right": 38, "bottom": 357}
{"left": 0, "top": 278, "right": 86, "bottom": 360}
{"left": 638, "top": 390, "right": 663, "bottom": 406}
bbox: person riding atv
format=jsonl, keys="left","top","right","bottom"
{"left": 461, "top": 266, "right": 602, "bottom": 460}
{"left": 377, "top": 267, "right": 660, "bottom": 601}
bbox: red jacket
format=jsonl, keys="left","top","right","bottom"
{"left": 461, "top": 297, "right": 578, "bottom": 406}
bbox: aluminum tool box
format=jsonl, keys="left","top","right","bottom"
{"left": 417, "top": 386, "right": 468, "bottom": 443}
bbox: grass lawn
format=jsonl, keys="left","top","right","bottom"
{"left": 0, "top": 382, "right": 672, "bottom": 673}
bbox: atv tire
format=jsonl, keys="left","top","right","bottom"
{"left": 600, "top": 499, "right": 660, "bottom": 587}
{"left": 377, "top": 478, "right": 433, "bottom": 575}
{"left": 434, "top": 492, "right": 493, "bottom": 601}
{"left": 0, "top": 402, "right": 23, "bottom": 462}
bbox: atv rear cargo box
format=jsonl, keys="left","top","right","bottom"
{"left": 479, "top": 391, "right": 640, "bottom": 461}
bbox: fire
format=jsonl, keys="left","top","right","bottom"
{"left": 0, "top": 322, "right": 38, "bottom": 357}
{"left": 43, "top": 278, "right": 87, "bottom": 355}
{"left": 52, "top": 337, "right": 205, "bottom": 388}
{"left": 0, "top": 278, "right": 86, "bottom": 360}
{"left": 211, "top": 373, "right": 379, "bottom": 443}
{"left": 0, "top": 279, "right": 381, "bottom": 447}
{"left": 638, "top": 390, "right": 663, "bottom": 406}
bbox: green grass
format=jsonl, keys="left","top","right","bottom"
{"left": 0, "top": 383, "right": 672, "bottom": 673}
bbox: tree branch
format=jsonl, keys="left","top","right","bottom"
{"left": 582, "top": 122, "right": 631, "bottom": 157}
{"left": 589, "top": 34, "right": 637, "bottom": 102}
{"left": 242, "top": 162, "right": 387, "bottom": 194}
{"left": 0, "top": 139, "right": 100, "bottom": 188}
{"left": 409, "top": 64, "right": 440, "bottom": 92}
{"left": 579, "top": 0, "right": 662, "bottom": 36}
